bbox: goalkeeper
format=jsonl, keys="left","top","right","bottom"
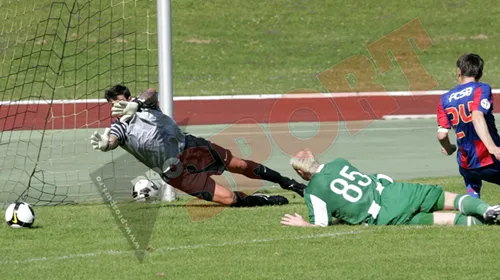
{"left": 90, "top": 84, "right": 306, "bottom": 207}
{"left": 280, "top": 148, "right": 500, "bottom": 227}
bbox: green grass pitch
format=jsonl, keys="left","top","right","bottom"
{"left": 2, "top": 1, "right": 500, "bottom": 279}
{"left": 1, "top": 176, "right": 500, "bottom": 280}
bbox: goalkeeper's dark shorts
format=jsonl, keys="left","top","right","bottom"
{"left": 164, "top": 134, "right": 233, "bottom": 201}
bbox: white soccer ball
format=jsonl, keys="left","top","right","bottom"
{"left": 132, "top": 179, "right": 160, "bottom": 202}
{"left": 4, "top": 202, "right": 35, "bottom": 228}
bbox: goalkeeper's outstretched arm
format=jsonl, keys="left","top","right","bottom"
{"left": 90, "top": 122, "right": 126, "bottom": 152}
{"left": 107, "top": 135, "right": 121, "bottom": 151}
{"left": 90, "top": 127, "right": 121, "bottom": 152}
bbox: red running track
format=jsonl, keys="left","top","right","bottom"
{"left": 0, "top": 94, "right": 451, "bottom": 131}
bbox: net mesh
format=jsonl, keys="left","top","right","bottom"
{"left": 0, "top": 0, "right": 159, "bottom": 207}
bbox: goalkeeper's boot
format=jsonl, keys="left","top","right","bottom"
{"left": 280, "top": 178, "right": 306, "bottom": 197}
{"left": 251, "top": 193, "right": 289, "bottom": 206}
{"left": 231, "top": 192, "right": 288, "bottom": 207}
{"left": 483, "top": 205, "right": 500, "bottom": 224}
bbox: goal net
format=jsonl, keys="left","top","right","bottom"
{"left": 0, "top": 0, "right": 160, "bottom": 207}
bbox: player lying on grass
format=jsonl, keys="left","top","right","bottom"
{"left": 90, "top": 84, "right": 306, "bottom": 207}
{"left": 280, "top": 148, "right": 500, "bottom": 227}
{"left": 437, "top": 53, "right": 500, "bottom": 198}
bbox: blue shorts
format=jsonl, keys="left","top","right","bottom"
{"left": 459, "top": 161, "right": 500, "bottom": 197}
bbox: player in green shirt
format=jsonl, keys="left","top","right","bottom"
{"left": 280, "top": 149, "right": 500, "bottom": 227}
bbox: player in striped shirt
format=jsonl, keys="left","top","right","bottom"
{"left": 90, "top": 85, "right": 306, "bottom": 208}
{"left": 437, "top": 53, "right": 500, "bottom": 198}
{"left": 280, "top": 149, "right": 500, "bottom": 227}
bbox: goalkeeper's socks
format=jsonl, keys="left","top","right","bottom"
{"left": 454, "top": 194, "right": 489, "bottom": 217}
{"left": 245, "top": 164, "right": 306, "bottom": 195}
{"left": 252, "top": 164, "right": 284, "bottom": 184}
{"left": 253, "top": 165, "right": 305, "bottom": 194}
{"left": 454, "top": 214, "right": 484, "bottom": 226}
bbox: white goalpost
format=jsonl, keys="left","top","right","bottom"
{"left": 0, "top": 0, "right": 182, "bottom": 207}
{"left": 157, "top": 0, "right": 174, "bottom": 116}
{"left": 157, "top": 0, "right": 176, "bottom": 202}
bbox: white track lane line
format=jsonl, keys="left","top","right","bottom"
{"left": 2, "top": 89, "right": 500, "bottom": 105}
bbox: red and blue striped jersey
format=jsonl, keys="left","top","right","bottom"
{"left": 437, "top": 82, "right": 500, "bottom": 169}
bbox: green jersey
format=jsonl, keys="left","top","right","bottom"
{"left": 304, "top": 158, "right": 393, "bottom": 226}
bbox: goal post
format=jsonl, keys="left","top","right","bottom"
{"left": 156, "top": 0, "right": 176, "bottom": 202}
{"left": 157, "top": 0, "right": 174, "bottom": 117}
{"left": 0, "top": 0, "right": 177, "bottom": 207}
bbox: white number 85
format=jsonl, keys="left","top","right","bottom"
{"left": 330, "top": 178, "right": 362, "bottom": 203}
{"left": 330, "top": 166, "right": 373, "bottom": 203}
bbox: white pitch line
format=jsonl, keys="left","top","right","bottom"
{"left": 2, "top": 89, "right": 500, "bottom": 105}
{"left": 0, "top": 230, "right": 368, "bottom": 265}
{"left": 156, "top": 230, "right": 367, "bottom": 252}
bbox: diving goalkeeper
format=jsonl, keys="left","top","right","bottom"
{"left": 90, "top": 85, "right": 306, "bottom": 207}
{"left": 280, "top": 148, "right": 500, "bottom": 227}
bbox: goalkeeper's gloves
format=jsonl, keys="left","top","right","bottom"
{"left": 90, "top": 128, "right": 111, "bottom": 152}
{"left": 111, "top": 100, "right": 140, "bottom": 122}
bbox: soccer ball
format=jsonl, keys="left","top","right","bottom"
{"left": 132, "top": 179, "right": 160, "bottom": 202}
{"left": 4, "top": 202, "right": 35, "bottom": 228}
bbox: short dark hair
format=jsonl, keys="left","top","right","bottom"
{"left": 104, "top": 84, "right": 131, "bottom": 101}
{"left": 456, "top": 53, "right": 484, "bottom": 80}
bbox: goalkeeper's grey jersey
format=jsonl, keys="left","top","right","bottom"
{"left": 110, "top": 108, "right": 186, "bottom": 173}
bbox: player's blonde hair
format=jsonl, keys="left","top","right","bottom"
{"left": 290, "top": 149, "right": 320, "bottom": 174}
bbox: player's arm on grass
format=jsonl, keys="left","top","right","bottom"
{"left": 281, "top": 192, "right": 333, "bottom": 227}
{"left": 436, "top": 99, "right": 457, "bottom": 155}
{"left": 470, "top": 85, "right": 500, "bottom": 159}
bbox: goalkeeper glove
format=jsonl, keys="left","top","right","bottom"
{"left": 90, "top": 128, "right": 111, "bottom": 152}
{"left": 111, "top": 101, "right": 140, "bottom": 122}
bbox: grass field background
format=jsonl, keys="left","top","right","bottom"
{"left": 3, "top": 1, "right": 500, "bottom": 279}
{"left": 1, "top": 0, "right": 500, "bottom": 100}
{"left": 2, "top": 177, "right": 500, "bottom": 280}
